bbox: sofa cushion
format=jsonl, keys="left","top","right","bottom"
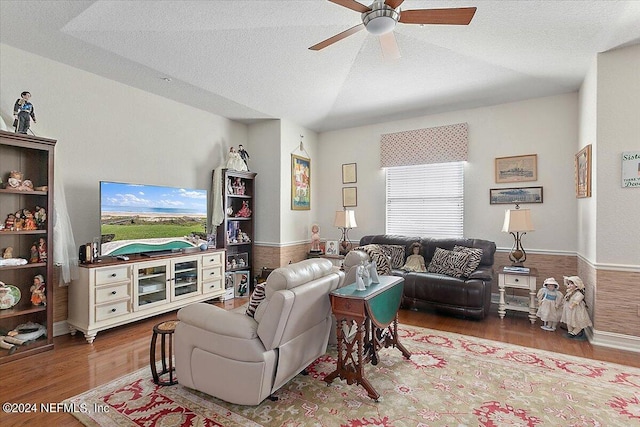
{"left": 245, "top": 283, "right": 266, "bottom": 318}
{"left": 379, "top": 244, "right": 406, "bottom": 269}
{"left": 427, "top": 247, "right": 470, "bottom": 278}
{"left": 453, "top": 245, "right": 483, "bottom": 277}
{"left": 353, "top": 244, "right": 391, "bottom": 275}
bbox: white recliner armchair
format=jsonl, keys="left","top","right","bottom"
{"left": 175, "top": 258, "right": 344, "bottom": 405}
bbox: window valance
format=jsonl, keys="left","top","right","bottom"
{"left": 380, "top": 122, "right": 468, "bottom": 168}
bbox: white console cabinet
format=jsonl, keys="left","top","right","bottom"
{"left": 68, "top": 249, "right": 224, "bottom": 343}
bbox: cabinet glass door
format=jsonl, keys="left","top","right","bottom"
{"left": 173, "top": 259, "right": 199, "bottom": 300}
{"left": 136, "top": 263, "right": 169, "bottom": 308}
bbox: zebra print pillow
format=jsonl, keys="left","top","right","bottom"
{"left": 379, "top": 244, "right": 407, "bottom": 269}
{"left": 427, "top": 247, "right": 470, "bottom": 278}
{"left": 245, "top": 283, "right": 266, "bottom": 318}
{"left": 453, "top": 245, "right": 484, "bottom": 277}
{"left": 353, "top": 244, "right": 391, "bottom": 275}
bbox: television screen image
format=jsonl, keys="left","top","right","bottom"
{"left": 100, "top": 181, "right": 208, "bottom": 256}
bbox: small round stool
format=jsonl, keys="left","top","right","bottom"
{"left": 150, "top": 320, "right": 179, "bottom": 385}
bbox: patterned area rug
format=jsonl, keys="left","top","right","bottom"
{"left": 65, "top": 324, "right": 640, "bottom": 426}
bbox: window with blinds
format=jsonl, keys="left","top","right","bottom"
{"left": 385, "top": 162, "right": 464, "bottom": 238}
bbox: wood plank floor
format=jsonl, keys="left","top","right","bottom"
{"left": 1, "top": 300, "right": 638, "bottom": 427}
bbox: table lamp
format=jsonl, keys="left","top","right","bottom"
{"left": 502, "top": 204, "right": 534, "bottom": 265}
{"left": 334, "top": 210, "right": 357, "bottom": 255}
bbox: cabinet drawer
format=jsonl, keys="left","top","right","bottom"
{"left": 95, "top": 300, "right": 130, "bottom": 322}
{"left": 331, "top": 296, "right": 365, "bottom": 318}
{"left": 202, "top": 266, "right": 223, "bottom": 282}
{"left": 95, "top": 282, "right": 130, "bottom": 304}
{"left": 202, "top": 252, "right": 223, "bottom": 267}
{"left": 95, "top": 266, "right": 130, "bottom": 285}
{"left": 203, "top": 278, "right": 223, "bottom": 294}
{"left": 502, "top": 274, "right": 531, "bottom": 288}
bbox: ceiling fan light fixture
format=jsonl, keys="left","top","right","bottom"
{"left": 362, "top": 3, "right": 399, "bottom": 35}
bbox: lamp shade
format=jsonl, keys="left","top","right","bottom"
{"left": 502, "top": 208, "right": 534, "bottom": 233}
{"left": 334, "top": 210, "right": 357, "bottom": 229}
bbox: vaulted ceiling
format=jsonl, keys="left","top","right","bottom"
{"left": 1, "top": 1, "right": 639, "bottom": 132}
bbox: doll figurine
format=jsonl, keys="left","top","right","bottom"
{"left": 536, "top": 278, "right": 563, "bottom": 331}
{"left": 402, "top": 242, "right": 427, "bottom": 272}
{"left": 30, "top": 274, "right": 46, "bottom": 306}
{"left": 23, "top": 209, "right": 37, "bottom": 230}
{"left": 310, "top": 224, "right": 321, "bottom": 253}
{"left": 560, "top": 276, "right": 593, "bottom": 339}
{"left": 238, "top": 144, "right": 250, "bottom": 170}
{"left": 13, "top": 91, "right": 36, "bottom": 134}
{"left": 225, "top": 146, "right": 248, "bottom": 171}
{"left": 37, "top": 238, "right": 47, "bottom": 263}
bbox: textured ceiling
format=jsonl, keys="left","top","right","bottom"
{"left": 1, "top": 0, "right": 639, "bottom": 132}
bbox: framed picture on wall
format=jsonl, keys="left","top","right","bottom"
{"left": 342, "top": 187, "right": 357, "bottom": 207}
{"left": 575, "top": 145, "right": 592, "bottom": 198}
{"left": 291, "top": 154, "right": 311, "bottom": 210}
{"left": 495, "top": 154, "right": 538, "bottom": 183}
{"left": 489, "top": 186, "right": 543, "bottom": 204}
{"left": 342, "top": 163, "right": 357, "bottom": 184}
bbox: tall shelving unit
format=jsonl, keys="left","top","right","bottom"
{"left": 0, "top": 130, "right": 55, "bottom": 364}
{"left": 216, "top": 169, "right": 256, "bottom": 295}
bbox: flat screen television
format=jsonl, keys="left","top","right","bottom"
{"left": 100, "top": 181, "right": 208, "bottom": 256}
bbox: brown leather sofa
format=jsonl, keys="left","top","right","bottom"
{"left": 344, "top": 235, "right": 496, "bottom": 320}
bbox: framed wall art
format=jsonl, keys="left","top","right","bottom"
{"left": 342, "top": 163, "right": 357, "bottom": 184}
{"left": 621, "top": 151, "right": 640, "bottom": 188}
{"left": 495, "top": 154, "right": 538, "bottom": 183}
{"left": 342, "top": 187, "right": 357, "bottom": 207}
{"left": 291, "top": 154, "right": 311, "bottom": 210}
{"left": 575, "top": 145, "right": 592, "bottom": 198}
{"left": 490, "top": 186, "right": 543, "bottom": 204}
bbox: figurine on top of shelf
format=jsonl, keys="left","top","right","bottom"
{"left": 34, "top": 206, "right": 46, "bottom": 229}
{"left": 235, "top": 201, "right": 252, "bottom": 218}
{"left": 238, "top": 144, "right": 250, "bottom": 170}
{"left": 310, "top": 224, "right": 321, "bottom": 253}
{"left": 225, "top": 146, "right": 248, "bottom": 171}
{"left": 13, "top": 91, "right": 36, "bottom": 134}
{"left": 37, "top": 237, "right": 47, "bottom": 263}
{"left": 30, "top": 274, "right": 46, "bottom": 306}
{"left": 536, "top": 277, "right": 563, "bottom": 331}
{"left": 402, "top": 242, "right": 427, "bottom": 272}
{"left": 560, "top": 276, "right": 592, "bottom": 340}
{"left": 23, "top": 209, "right": 37, "bottom": 230}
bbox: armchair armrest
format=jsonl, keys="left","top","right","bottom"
{"left": 178, "top": 303, "right": 258, "bottom": 340}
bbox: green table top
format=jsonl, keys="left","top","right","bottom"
{"left": 331, "top": 275, "right": 404, "bottom": 326}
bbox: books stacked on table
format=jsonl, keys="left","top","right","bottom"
{"left": 503, "top": 266, "right": 530, "bottom": 273}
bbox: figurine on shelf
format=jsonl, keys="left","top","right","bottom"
{"left": 561, "top": 276, "right": 592, "bottom": 340}
{"left": 34, "top": 206, "right": 46, "bottom": 229}
{"left": 2, "top": 247, "right": 13, "bottom": 259}
{"left": 13, "top": 91, "right": 36, "bottom": 134}
{"left": 235, "top": 200, "right": 252, "bottom": 218}
{"left": 310, "top": 224, "right": 321, "bottom": 253}
{"left": 30, "top": 243, "right": 39, "bottom": 263}
{"left": 13, "top": 211, "right": 24, "bottom": 230}
{"left": 225, "top": 146, "right": 248, "bottom": 171}
{"left": 238, "top": 144, "right": 250, "bottom": 170}
{"left": 237, "top": 274, "right": 248, "bottom": 296}
{"left": 536, "top": 278, "right": 563, "bottom": 331}
{"left": 4, "top": 213, "right": 15, "bottom": 230}
{"left": 23, "top": 209, "right": 37, "bottom": 230}
{"left": 402, "top": 242, "right": 427, "bottom": 272}
{"left": 30, "top": 274, "right": 46, "bottom": 306}
{"left": 7, "top": 171, "right": 34, "bottom": 191}
{"left": 37, "top": 237, "right": 47, "bottom": 263}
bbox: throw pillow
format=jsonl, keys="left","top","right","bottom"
{"left": 453, "top": 245, "right": 484, "bottom": 277}
{"left": 245, "top": 283, "right": 266, "bottom": 318}
{"left": 353, "top": 244, "right": 392, "bottom": 275}
{"left": 379, "top": 244, "right": 407, "bottom": 269}
{"left": 427, "top": 247, "right": 470, "bottom": 278}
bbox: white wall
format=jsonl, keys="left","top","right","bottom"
{"left": 317, "top": 94, "right": 579, "bottom": 253}
{"left": 595, "top": 44, "right": 640, "bottom": 266}
{"left": 1, "top": 44, "right": 248, "bottom": 248}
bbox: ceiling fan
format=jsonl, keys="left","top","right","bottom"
{"left": 309, "top": 0, "right": 476, "bottom": 59}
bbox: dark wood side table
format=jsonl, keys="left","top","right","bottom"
{"left": 324, "top": 275, "right": 410, "bottom": 401}
{"left": 150, "top": 320, "right": 179, "bottom": 385}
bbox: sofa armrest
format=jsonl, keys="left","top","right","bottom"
{"left": 467, "top": 265, "right": 494, "bottom": 282}
{"left": 178, "top": 302, "right": 258, "bottom": 340}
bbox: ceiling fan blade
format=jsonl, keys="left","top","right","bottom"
{"left": 385, "top": 0, "right": 405, "bottom": 9}
{"left": 329, "top": 0, "right": 371, "bottom": 13}
{"left": 399, "top": 7, "right": 477, "bottom": 25}
{"left": 309, "top": 24, "right": 365, "bottom": 51}
{"left": 379, "top": 32, "right": 401, "bottom": 60}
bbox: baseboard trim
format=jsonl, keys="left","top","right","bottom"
{"left": 589, "top": 328, "right": 640, "bottom": 353}
{"left": 53, "top": 320, "right": 69, "bottom": 337}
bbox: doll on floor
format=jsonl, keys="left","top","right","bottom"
{"left": 560, "top": 276, "right": 592, "bottom": 339}
{"left": 536, "top": 277, "right": 563, "bottom": 331}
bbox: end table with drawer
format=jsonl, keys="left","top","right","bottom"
{"left": 497, "top": 266, "right": 538, "bottom": 324}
